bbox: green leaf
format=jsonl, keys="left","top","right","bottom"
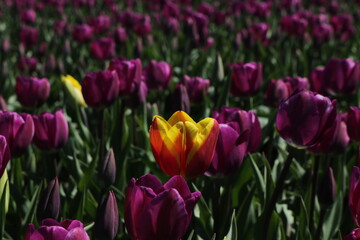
{"left": 225, "top": 210, "right": 237, "bottom": 240}
{"left": 22, "top": 182, "right": 42, "bottom": 226}
{"left": 322, "top": 192, "right": 343, "bottom": 240}
{"left": 0, "top": 179, "right": 8, "bottom": 238}
{"left": 296, "top": 196, "right": 311, "bottom": 240}
{"left": 249, "top": 154, "right": 266, "bottom": 206}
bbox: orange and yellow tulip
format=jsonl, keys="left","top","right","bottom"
{"left": 149, "top": 111, "right": 219, "bottom": 178}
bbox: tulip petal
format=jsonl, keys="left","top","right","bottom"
{"left": 168, "top": 111, "right": 196, "bottom": 126}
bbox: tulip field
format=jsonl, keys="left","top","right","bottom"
{"left": 2, "top": 0, "right": 360, "bottom": 239}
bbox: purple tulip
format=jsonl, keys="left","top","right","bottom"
{"left": 53, "top": 20, "right": 67, "bottom": 36}
{"left": 143, "top": 60, "right": 172, "bottom": 90}
{"left": 230, "top": 62, "right": 263, "bottom": 97}
{"left": 32, "top": 110, "right": 68, "bottom": 151}
{"left": 37, "top": 177, "right": 60, "bottom": 221}
{"left": 280, "top": 15, "right": 308, "bottom": 37}
{"left": 343, "top": 229, "right": 360, "bottom": 240}
{"left": 128, "top": 79, "right": 148, "bottom": 108}
{"left": 310, "top": 67, "right": 326, "bottom": 93}
{"left": 20, "top": 27, "right": 39, "bottom": 49}
{"left": 20, "top": 9, "right": 36, "bottom": 24}
{"left": 16, "top": 76, "right": 50, "bottom": 108}
{"left": 207, "top": 123, "right": 248, "bottom": 176}
{"left": 81, "top": 70, "right": 120, "bottom": 108}
{"left": 248, "top": 22, "right": 269, "bottom": 45}
{"left": 347, "top": 107, "right": 360, "bottom": 142}
{"left": 113, "top": 27, "right": 127, "bottom": 44}
{"left": 213, "top": 106, "right": 262, "bottom": 153}
{"left": 108, "top": 58, "right": 142, "bottom": 96}
{"left": 125, "top": 174, "right": 201, "bottom": 240}
{"left": 312, "top": 23, "right": 333, "bottom": 44}
{"left": 0, "top": 111, "right": 34, "bottom": 157}
{"left": 72, "top": 24, "right": 93, "bottom": 43}
{"left": 90, "top": 37, "right": 116, "bottom": 60}
{"left": 182, "top": 75, "right": 209, "bottom": 103}
{"left": 324, "top": 58, "right": 360, "bottom": 95}
{"left": 264, "top": 77, "right": 310, "bottom": 107}
{"left": 99, "top": 148, "right": 116, "bottom": 185}
{"left": 133, "top": 15, "right": 152, "bottom": 37}
{"left": 18, "top": 57, "right": 37, "bottom": 73}
{"left": 276, "top": 90, "right": 337, "bottom": 148}
{"left": 184, "top": 11, "right": 209, "bottom": 46}
{"left": 330, "top": 14, "right": 355, "bottom": 41}
{"left": 25, "top": 219, "right": 90, "bottom": 240}
{"left": 350, "top": 166, "right": 360, "bottom": 226}
{"left": 173, "top": 84, "right": 190, "bottom": 113}
{"left": 307, "top": 113, "right": 349, "bottom": 153}
{"left": 198, "top": 2, "right": 214, "bottom": 18}
{"left": 281, "top": 0, "right": 301, "bottom": 9}
{"left": 94, "top": 191, "right": 118, "bottom": 240}
{"left": 88, "top": 15, "right": 111, "bottom": 34}
{"left": 0, "top": 136, "right": 10, "bottom": 178}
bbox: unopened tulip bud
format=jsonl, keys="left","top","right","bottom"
{"left": 16, "top": 76, "right": 50, "bottom": 108}
{"left": 94, "top": 191, "right": 118, "bottom": 240}
{"left": 173, "top": 84, "right": 190, "bottom": 113}
{"left": 317, "top": 167, "right": 336, "bottom": 205}
{"left": 99, "top": 148, "right": 116, "bottom": 185}
{"left": 37, "top": 177, "right": 60, "bottom": 221}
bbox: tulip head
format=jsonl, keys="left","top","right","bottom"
{"left": 94, "top": 191, "right": 118, "bottom": 240}
{"left": 18, "top": 57, "right": 37, "bottom": 73}
{"left": 16, "top": 76, "right": 50, "bottom": 108}
{"left": 310, "top": 67, "right": 326, "bottom": 94}
{"left": 25, "top": 219, "right": 90, "bottom": 240}
{"left": 230, "top": 62, "right": 263, "bottom": 97}
{"left": 276, "top": 90, "right": 337, "bottom": 148}
{"left": 90, "top": 37, "right": 116, "bottom": 60}
{"left": 72, "top": 24, "right": 93, "bottom": 43}
{"left": 173, "top": 84, "right": 190, "bottom": 113}
{"left": 144, "top": 60, "right": 172, "bottom": 90}
{"left": 32, "top": 110, "right": 69, "bottom": 151}
{"left": 182, "top": 75, "right": 210, "bottom": 103}
{"left": 149, "top": 111, "right": 219, "bottom": 178}
{"left": 99, "top": 148, "right": 116, "bottom": 185}
{"left": 347, "top": 107, "right": 360, "bottom": 142}
{"left": 61, "top": 75, "right": 86, "bottom": 107}
{"left": 81, "top": 70, "right": 120, "bottom": 108}
{"left": 20, "top": 27, "right": 39, "bottom": 49}
{"left": 0, "top": 136, "right": 10, "bottom": 178}
{"left": 125, "top": 174, "right": 201, "bottom": 240}
{"left": 37, "top": 177, "right": 60, "bottom": 221}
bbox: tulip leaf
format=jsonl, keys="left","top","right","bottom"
{"left": 249, "top": 154, "right": 266, "bottom": 206}
{"left": 225, "top": 210, "right": 237, "bottom": 240}
{"left": 296, "top": 196, "right": 311, "bottom": 240}
{"left": 236, "top": 185, "right": 256, "bottom": 239}
{"left": 78, "top": 149, "right": 97, "bottom": 191}
{"left": 22, "top": 182, "right": 42, "bottom": 226}
{"left": 0, "top": 179, "right": 8, "bottom": 238}
{"left": 322, "top": 192, "right": 343, "bottom": 240}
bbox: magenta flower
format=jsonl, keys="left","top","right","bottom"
{"left": 32, "top": 110, "right": 68, "bottom": 151}
{"left": 94, "top": 191, "right": 118, "bottom": 240}
{"left": 20, "top": 27, "right": 39, "bottom": 49}
{"left": 18, "top": 57, "right": 37, "bottom": 73}
{"left": 88, "top": 15, "right": 111, "bottom": 34}
{"left": 343, "top": 228, "right": 360, "bottom": 240}
{"left": 230, "top": 62, "right": 263, "bottom": 97}
{"left": 20, "top": 9, "right": 36, "bottom": 24}
{"left": 125, "top": 174, "right": 201, "bottom": 240}
{"left": 0, "top": 111, "right": 34, "bottom": 157}
{"left": 276, "top": 90, "right": 337, "bottom": 148}
{"left": 90, "top": 37, "right": 116, "bottom": 60}
{"left": 182, "top": 75, "right": 209, "bottom": 103}
{"left": 0, "top": 136, "right": 10, "bottom": 178}
{"left": 144, "top": 60, "right": 172, "bottom": 90}
{"left": 347, "top": 107, "right": 360, "bottom": 142}
{"left": 72, "top": 24, "right": 93, "bottom": 43}
{"left": 25, "top": 219, "right": 90, "bottom": 240}
{"left": 16, "top": 76, "right": 50, "bottom": 108}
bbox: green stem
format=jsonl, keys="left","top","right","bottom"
{"left": 309, "top": 156, "right": 320, "bottom": 235}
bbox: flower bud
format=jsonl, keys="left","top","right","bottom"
{"left": 99, "top": 148, "right": 116, "bottom": 185}
{"left": 32, "top": 110, "right": 68, "bottom": 151}
{"left": 94, "top": 191, "right": 118, "bottom": 240}
{"left": 317, "top": 167, "right": 336, "bottom": 205}
{"left": 182, "top": 75, "right": 210, "bottom": 103}
{"left": 37, "top": 177, "right": 60, "bottom": 221}
{"left": 143, "top": 60, "right": 172, "bottom": 90}
{"left": 173, "top": 84, "right": 190, "bottom": 113}
{"left": 230, "top": 62, "right": 263, "bottom": 97}
{"left": 16, "top": 76, "right": 50, "bottom": 108}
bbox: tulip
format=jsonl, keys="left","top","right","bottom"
{"left": 212, "top": 106, "right": 262, "bottom": 153}
{"left": 133, "top": 14, "right": 152, "bottom": 37}
{"left": 312, "top": 23, "right": 333, "bottom": 44}
{"left": 81, "top": 70, "right": 120, "bottom": 108}
{"left": 16, "top": 76, "right": 50, "bottom": 108}
{"left": 149, "top": 111, "right": 219, "bottom": 178}
{"left": 143, "top": 60, "right": 172, "bottom": 90}
{"left": 276, "top": 90, "right": 337, "bottom": 148}
{"left": 125, "top": 174, "right": 201, "bottom": 240}
{"left": 113, "top": 27, "right": 127, "bottom": 44}
{"left": 349, "top": 166, "right": 360, "bottom": 226}
{"left": 248, "top": 22, "right": 269, "bottom": 45}
{"left": 72, "top": 24, "right": 93, "bottom": 43}
{"left": 25, "top": 219, "right": 90, "bottom": 240}
{"left": 53, "top": 20, "right": 67, "bottom": 36}
{"left": 61, "top": 75, "right": 86, "bottom": 107}
{"left": 90, "top": 37, "right": 116, "bottom": 60}
{"left": 330, "top": 14, "right": 355, "bottom": 41}
{"left": 198, "top": 2, "right": 214, "bottom": 17}
{"left": 20, "top": 27, "right": 39, "bottom": 49}
{"left": 20, "top": 9, "right": 36, "bottom": 25}
{"left": 94, "top": 191, "right": 118, "bottom": 240}
{"left": 264, "top": 77, "right": 310, "bottom": 107}
{"left": 37, "top": 177, "right": 60, "bottom": 221}
{"left": 88, "top": 15, "right": 111, "bottom": 34}
{"left": 99, "top": 148, "right": 116, "bottom": 185}
{"left": 207, "top": 123, "right": 248, "bottom": 176}
{"left": 347, "top": 107, "right": 360, "bottom": 142}
{"left": 343, "top": 229, "right": 360, "bottom": 240}
{"left": 230, "top": 62, "right": 263, "bottom": 97}
{"left": 18, "top": 57, "right": 37, "bottom": 73}
{"left": 0, "top": 111, "right": 34, "bottom": 157}
{"left": 173, "top": 84, "right": 190, "bottom": 113}
{"left": 317, "top": 167, "right": 336, "bottom": 205}
{"left": 32, "top": 110, "right": 68, "bottom": 151}
{"left": 324, "top": 58, "right": 360, "bottom": 95}
{"left": 128, "top": 80, "right": 148, "bottom": 108}
{"left": 280, "top": 15, "right": 308, "bottom": 37}
{"left": 182, "top": 75, "right": 209, "bottom": 103}
{"left": 281, "top": 0, "right": 301, "bottom": 10}
{"left": 108, "top": 58, "right": 142, "bottom": 96}
{"left": 0, "top": 136, "right": 10, "bottom": 178}
{"left": 310, "top": 67, "right": 326, "bottom": 94}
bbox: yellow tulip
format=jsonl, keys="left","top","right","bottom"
{"left": 61, "top": 75, "right": 86, "bottom": 107}
{"left": 149, "top": 111, "right": 219, "bottom": 178}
